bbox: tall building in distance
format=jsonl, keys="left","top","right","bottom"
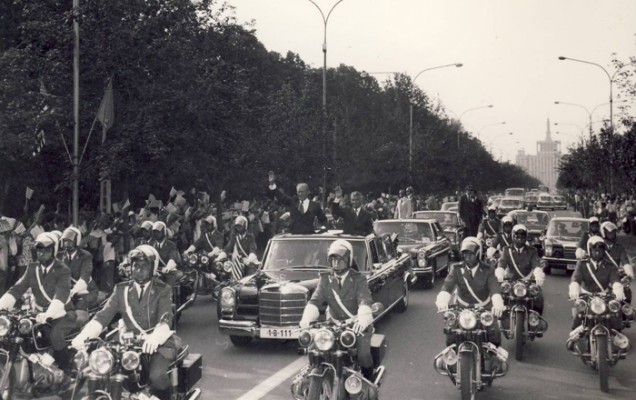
{"left": 515, "top": 119, "right": 562, "bottom": 189}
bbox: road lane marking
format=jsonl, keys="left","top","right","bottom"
{"left": 236, "top": 356, "right": 306, "bottom": 400}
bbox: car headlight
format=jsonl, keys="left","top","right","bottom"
{"left": 298, "top": 330, "right": 313, "bottom": 347}
{"left": 339, "top": 330, "right": 356, "bottom": 348}
{"left": 345, "top": 374, "right": 363, "bottom": 394}
{"left": 590, "top": 297, "right": 606, "bottom": 315}
{"left": 220, "top": 288, "right": 236, "bottom": 312}
{"left": 188, "top": 254, "right": 198, "bottom": 265}
{"left": 89, "top": 348, "right": 114, "bottom": 375}
{"left": 501, "top": 282, "right": 511, "bottom": 294}
{"left": 480, "top": 311, "right": 495, "bottom": 327}
{"left": 121, "top": 350, "right": 140, "bottom": 371}
{"left": 18, "top": 318, "right": 32, "bottom": 335}
{"left": 575, "top": 299, "right": 587, "bottom": 313}
{"left": 444, "top": 311, "right": 457, "bottom": 328}
{"left": 544, "top": 241, "right": 553, "bottom": 257}
{"left": 458, "top": 310, "right": 477, "bottom": 330}
{"left": 223, "top": 261, "right": 233, "bottom": 272}
{"left": 314, "top": 329, "right": 335, "bottom": 351}
{"left": 200, "top": 255, "right": 209, "bottom": 264}
{"left": 513, "top": 282, "right": 527, "bottom": 298}
{"left": 0, "top": 316, "right": 11, "bottom": 337}
{"left": 418, "top": 258, "right": 427, "bottom": 267}
{"left": 608, "top": 300, "right": 621, "bottom": 313}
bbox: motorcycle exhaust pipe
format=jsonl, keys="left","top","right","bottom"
{"left": 373, "top": 365, "right": 385, "bottom": 386}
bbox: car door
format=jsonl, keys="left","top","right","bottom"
{"left": 366, "top": 238, "right": 389, "bottom": 307}
{"left": 431, "top": 222, "right": 451, "bottom": 272}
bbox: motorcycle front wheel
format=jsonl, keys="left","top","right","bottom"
{"left": 459, "top": 352, "right": 476, "bottom": 400}
{"left": 597, "top": 334, "right": 609, "bottom": 393}
{"left": 307, "top": 369, "right": 334, "bottom": 400}
{"left": 515, "top": 310, "right": 525, "bottom": 361}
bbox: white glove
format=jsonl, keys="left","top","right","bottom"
{"left": 491, "top": 294, "right": 505, "bottom": 317}
{"left": 299, "top": 304, "right": 320, "bottom": 329}
{"left": 569, "top": 282, "right": 581, "bottom": 300}
{"left": 623, "top": 264, "right": 634, "bottom": 279}
{"left": 142, "top": 323, "right": 173, "bottom": 354}
{"left": 217, "top": 251, "right": 228, "bottom": 261}
{"left": 486, "top": 247, "right": 497, "bottom": 259}
{"left": 435, "top": 291, "right": 451, "bottom": 312}
{"left": 207, "top": 247, "right": 221, "bottom": 258}
{"left": 494, "top": 267, "right": 505, "bottom": 283}
{"left": 245, "top": 253, "right": 258, "bottom": 265}
{"left": 575, "top": 248, "right": 587, "bottom": 260}
{"left": 0, "top": 293, "right": 17, "bottom": 311}
{"left": 533, "top": 267, "right": 545, "bottom": 286}
{"left": 41, "top": 299, "right": 66, "bottom": 322}
{"left": 35, "top": 313, "right": 49, "bottom": 324}
{"left": 353, "top": 305, "right": 373, "bottom": 334}
{"left": 163, "top": 259, "right": 177, "bottom": 273}
{"left": 71, "top": 279, "right": 88, "bottom": 296}
{"left": 71, "top": 320, "right": 103, "bottom": 350}
{"left": 613, "top": 282, "right": 626, "bottom": 302}
{"left": 185, "top": 245, "right": 196, "bottom": 254}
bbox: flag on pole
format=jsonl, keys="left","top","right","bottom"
{"left": 35, "top": 130, "right": 46, "bottom": 153}
{"left": 122, "top": 199, "right": 131, "bottom": 211}
{"left": 25, "top": 187, "right": 34, "bottom": 199}
{"left": 96, "top": 78, "right": 114, "bottom": 142}
{"left": 169, "top": 187, "right": 177, "bottom": 197}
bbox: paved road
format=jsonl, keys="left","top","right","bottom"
{"left": 177, "top": 210, "right": 636, "bottom": 400}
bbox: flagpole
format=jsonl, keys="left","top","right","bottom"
{"left": 72, "top": 0, "right": 80, "bottom": 226}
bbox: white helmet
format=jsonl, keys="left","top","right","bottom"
{"left": 327, "top": 239, "right": 353, "bottom": 267}
{"left": 35, "top": 232, "right": 59, "bottom": 257}
{"left": 460, "top": 236, "right": 481, "bottom": 255}
{"left": 128, "top": 244, "right": 160, "bottom": 275}
{"left": 61, "top": 226, "right": 82, "bottom": 247}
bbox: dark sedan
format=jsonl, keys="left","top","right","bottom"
{"left": 507, "top": 210, "right": 551, "bottom": 256}
{"left": 541, "top": 217, "right": 589, "bottom": 274}
{"left": 414, "top": 211, "right": 466, "bottom": 260}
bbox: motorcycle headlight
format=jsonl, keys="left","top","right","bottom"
{"left": 501, "top": 282, "right": 511, "bottom": 294}
{"left": 18, "top": 318, "right": 32, "bottom": 335}
{"left": 444, "top": 311, "right": 457, "bottom": 328}
{"left": 622, "top": 304, "right": 634, "bottom": 316}
{"left": 121, "top": 350, "right": 140, "bottom": 371}
{"left": 298, "top": 330, "right": 313, "bottom": 347}
{"left": 220, "top": 288, "right": 236, "bottom": 312}
{"left": 575, "top": 299, "right": 587, "bottom": 313}
{"left": 344, "top": 374, "right": 363, "bottom": 394}
{"left": 314, "top": 329, "right": 335, "bottom": 351}
{"left": 89, "top": 348, "right": 114, "bottom": 375}
{"left": 200, "top": 255, "right": 209, "bottom": 264}
{"left": 528, "top": 312, "right": 541, "bottom": 327}
{"left": 528, "top": 284, "right": 540, "bottom": 297}
{"left": 590, "top": 297, "right": 606, "bottom": 315}
{"left": 443, "top": 348, "right": 458, "bottom": 366}
{"left": 480, "top": 311, "right": 495, "bottom": 327}
{"left": 223, "top": 261, "right": 233, "bottom": 272}
{"left": 0, "top": 316, "right": 11, "bottom": 337}
{"left": 73, "top": 350, "right": 88, "bottom": 370}
{"left": 513, "top": 282, "right": 527, "bottom": 298}
{"left": 458, "top": 310, "right": 477, "bottom": 330}
{"left": 485, "top": 238, "right": 493, "bottom": 247}
{"left": 608, "top": 300, "right": 621, "bottom": 313}
{"left": 188, "top": 254, "right": 198, "bottom": 265}
{"left": 339, "top": 330, "right": 357, "bottom": 348}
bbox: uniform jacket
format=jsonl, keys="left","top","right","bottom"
{"left": 572, "top": 258, "right": 620, "bottom": 293}
{"left": 61, "top": 248, "right": 98, "bottom": 295}
{"left": 268, "top": 187, "right": 328, "bottom": 234}
{"left": 224, "top": 232, "right": 257, "bottom": 258}
{"left": 330, "top": 201, "right": 374, "bottom": 236}
{"left": 308, "top": 270, "right": 373, "bottom": 321}
{"left": 441, "top": 262, "right": 500, "bottom": 306}
{"left": 497, "top": 245, "right": 541, "bottom": 279}
{"left": 194, "top": 230, "right": 224, "bottom": 253}
{"left": 8, "top": 259, "right": 74, "bottom": 312}
{"left": 478, "top": 218, "right": 501, "bottom": 237}
{"left": 152, "top": 239, "right": 181, "bottom": 268}
{"left": 492, "top": 232, "right": 512, "bottom": 249}
{"left": 605, "top": 243, "right": 629, "bottom": 270}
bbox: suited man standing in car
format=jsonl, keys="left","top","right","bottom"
{"left": 330, "top": 187, "right": 374, "bottom": 236}
{"left": 267, "top": 172, "right": 328, "bottom": 234}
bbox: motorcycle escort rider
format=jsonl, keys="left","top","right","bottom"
{"left": 0, "top": 232, "right": 78, "bottom": 374}
{"left": 135, "top": 220, "right": 155, "bottom": 247}
{"left": 435, "top": 237, "right": 507, "bottom": 370}
{"left": 184, "top": 215, "right": 224, "bottom": 257}
{"left": 299, "top": 239, "right": 376, "bottom": 380}
{"left": 223, "top": 215, "right": 258, "bottom": 278}
{"left": 151, "top": 221, "right": 182, "bottom": 285}
{"left": 60, "top": 226, "right": 99, "bottom": 324}
{"left": 72, "top": 245, "right": 182, "bottom": 400}
{"left": 491, "top": 215, "right": 514, "bottom": 250}
{"left": 600, "top": 221, "right": 634, "bottom": 303}
{"left": 569, "top": 236, "right": 625, "bottom": 330}
{"left": 495, "top": 224, "right": 546, "bottom": 317}
{"left": 477, "top": 205, "right": 501, "bottom": 244}
{"left": 576, "top": 216, "right": 602, "bottom": 259}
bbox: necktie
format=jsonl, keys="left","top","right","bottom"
{"left": 298, "top": 201, "right": 303, "bottom": 213}
{"left": 337, "top": 277, "right": 342, "bottom": 289}
{"left": 138, "top": 285, "right": 145, "bottom": 301}
{"left": 41, "top": 266, "right": 47, "bottom": 278}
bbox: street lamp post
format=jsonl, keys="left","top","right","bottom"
{"left": 307, "top": 0, "right": 346, "bottom": 207}
{"left": 553, "top": 122, "right": 584, "bottom": 136}
{"left": 408, "top": 63, "right": 462, "bottom": 183}
{"left": 476, "top": 121, "right": 506, "bottom": 141}
{"left": 489, "top": 132, "right": 513, "bottom": 154}
{"left": 456, "top": 104, "right": 494, "bottom": 149}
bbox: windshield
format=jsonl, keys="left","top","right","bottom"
{"left": 263, "top": 239, "right": 368, "bottom": 271}
{"left": 505, "top": 189, "right": 525, "bottom": 197}
{"left": 513, "top": 212, "right": 550, "bottom": 228}
{"left": 500, "top": 200, "right": 522, "bottom": 207}
{"left": 547, "top": 220, "right": 589, "bottom": 239}
{"left": 416, "top": 212, "right": 458, "bottom": 228}
{"left": 375, "top": 221, "right": 434, "bottom": 243}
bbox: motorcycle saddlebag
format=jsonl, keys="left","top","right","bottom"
{"left": 178, "top": 353, "right": 202, "bottom": 393}
{"left": 370, "top": 334, "right": 386, "bottom": 367}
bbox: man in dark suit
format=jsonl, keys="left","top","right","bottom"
{"left": 330, "top": 188, "right": 374, "bottom": 236}
{"left": 72, "top": 245, "right": 181, "bottom": 399}
{"left": 458, "top": 185, "right": 484, "bottom": 237}
{"left": 60, "top": 226, "right": 99, "bottom": 324}
{"left": 267, "top": 172, "right": 327, "bottom": 234}
{"left": 0, "top": 232, "right": 78, "bottom": 372}
{"left": 299, "top": 239, "right": 375, "bottom": 380}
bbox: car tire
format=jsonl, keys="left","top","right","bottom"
{"left": 230, "top": 335, "right": 253, "bottom": 347}
{"left": 423, "top": 260, "right": 436, "bottom": 289}
{"left": 395, "top": 281, "right": 409, "bottom": 313}
{"left": 544, "top": 263, "right": 552, "bottom": 275}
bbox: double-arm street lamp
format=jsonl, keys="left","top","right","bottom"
{"left": 307, "top": 0, "right": 346, "bottom": 206}
{"left": 476, "top": 121, "right": 506, "bottom": 141}
{"left": 489, "top": 131, "right": 513, "bottom": 154}
{"left": 456, "top": 104, "right": 494, "bottom": 148}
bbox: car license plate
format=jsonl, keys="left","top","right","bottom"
{"left": 260, "top": 328, "right": 299, "bottom": 339}
{"left": 567, "top": 264, "right": 576, "bottom": 271}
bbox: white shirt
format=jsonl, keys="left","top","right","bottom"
{"left": 40, "top": 260, "right": 55, "bottom": 275}
{"left": 334, "top": 271, "right": 349, "bottom": 287}
{"left": 134, "top": 282, "right": 151, "bottom": 299}
{"left": 299, "top": 198, "right": 309, "bottom": 214}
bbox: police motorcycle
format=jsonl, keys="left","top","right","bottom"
{"left": 71, "top": 322, "right": 202, "bottom": 400}
{"left": 0, "top": 292, "right": 78, "bottom": 399}
{"left": 291, "top": 303, "right": 386, "bottom": 400}
{"left": 500, "top": 278, "right": 548, "bottom": 361}
{"left": 567, "top": 291, "right": 633, "bottom": 393}
{"left": 184, "top": 250, "right": 237, "bottom": 301}
{"left": 433, "top": 305, "right": 509, "bottom": 400}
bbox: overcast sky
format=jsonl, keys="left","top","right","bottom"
{"left": 228, "top": 0, "right": 636, "bottom": 162}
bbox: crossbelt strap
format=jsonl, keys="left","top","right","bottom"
{"left": 330, "top": 283, "right": 355, "bottom": 319}
{"left": 123, "top": 286, "right": 150, "bottom": 334}
{"left": 456, "top": 295, "right": 491, "bottom": 308}
{"left": 585, "top": 262, "right": 607, "bottom": 293}
{"left": 605, "top": 251, "right": 620, "bottom": 269}
{"left": 507, "top": 248, "right": 533, "bottom": 280}
{"left": 461, "top": 270, "right": 489, "bottom": 306}
{"left": 486, "top": 220, "right": 496, "bottom": 235}
{"left": 35, "top": 267, "right": 71, "bottom": 305}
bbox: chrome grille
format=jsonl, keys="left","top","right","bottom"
{"left": 259, "top": 287, "right": 307, "bottom": 326}
{"left": 563, "top": 247, "right": 577, "bottom": 259}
